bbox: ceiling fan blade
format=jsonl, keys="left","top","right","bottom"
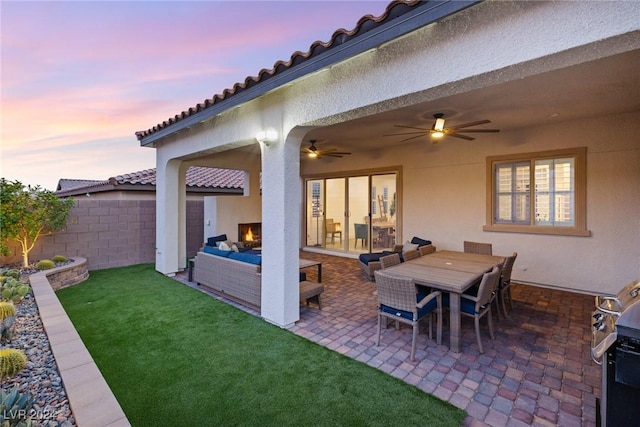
{"left": 447, "top": 120, "right": 491, "bottom": 130}
{"left": 393, "top": 124, "right": 431, "bottom": 131}
{"left": 398, "top": 134, "right": 429, "bottom": 143}
{"left": 447, "top": 133, "right": 475, "bottom": 141}
{"left": 452, "top": 129, "right": 500, "bottom": 133}
{"left": 384, "top": 131, "right": 428, "bottom": 137}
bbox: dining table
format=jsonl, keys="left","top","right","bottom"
{"left": 381, "top": 250, "right": 505, "bottom": 353}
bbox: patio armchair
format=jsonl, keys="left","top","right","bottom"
{"left": 457, "top": 265, "right": 502, "bottom": 353}
{"left": 374, "top": 270, "right": 442, "bottom": 361}
{"left": 463, "top": 241, "right": 493, "bottom": 255}
{"left": 498, "top": 252, "right": 518, "bottom": 317}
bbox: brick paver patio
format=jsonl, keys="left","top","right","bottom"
{"left": 179, "top": 251, "right": 600, "bottom": 427}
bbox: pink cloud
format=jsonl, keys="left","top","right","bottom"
{"left": 1, "top": 0, "right": 389, "bottom": 189}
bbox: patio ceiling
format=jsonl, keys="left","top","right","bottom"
{"left": 304, "top": 48, "right": 640, "bottom": 153}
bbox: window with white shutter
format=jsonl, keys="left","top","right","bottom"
{"left": 485, "top": 148, "right": 589, "bottom": 236}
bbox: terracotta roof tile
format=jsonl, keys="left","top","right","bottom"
{"left": 135, "top": 0, "right": 421, "bottom": 141}
{"left": 56, "top": 179, "right": 107, "bottom": 191}
{"left": 55, "top": 166, "right": 244, "bottom": 196}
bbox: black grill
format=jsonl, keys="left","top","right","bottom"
{"left": 592, "top": 280, "right": 640, "bottom": 427}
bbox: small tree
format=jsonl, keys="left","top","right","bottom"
{"left": 0, "top": 178, "right": 75, "bottom": 267}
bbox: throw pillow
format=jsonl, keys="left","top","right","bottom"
{"left": 231, "top": 244, "right": 239, "bottom": 252}
{"left": 403, "top": 241, "right": 419, "bottom": 252}
{"left": 206, "top": 234, "right": 228, "bottom": 247}
{"left": 218, "top": 241, "right": 231, "bottom": 251}
{"left": 410, "top": 236, "right": 432, "bottom": 247}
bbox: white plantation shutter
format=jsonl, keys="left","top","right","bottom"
{"left": 495, "top": 157, "right": 575, "bottom": 227}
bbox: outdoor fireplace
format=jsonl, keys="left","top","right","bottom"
{"left": 238, "top": 222, "right": 261, "bottom": 248}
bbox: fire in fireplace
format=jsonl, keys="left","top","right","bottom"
{"left": 238, "top": 222, "right": 261, "bottom": 247}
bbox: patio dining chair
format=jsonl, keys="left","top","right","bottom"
{"left": 325, "top": 218, "right": 342, "bottom": 244}
{"left": 463, "top": 241, "right": 493, "bottom": 255}
{"left": 418, "top": 245, "right": 436, "bottom": 256}
{"left": 403, "top": 248, "right": 419, "bottom": 261}
{"left": 379, "top": 253, "right": 401, "bottom": 269}
{"left": 498, "top": 252, "right": 518, "bottom": 317}
{"left": 458, "top": 265, "right": 501, "bottom": 353}
{"left": 374, "top": 270, "right": 442, "bottom": 361}
{"left": 354, "top": 223, "right": 368, "bottom": 248}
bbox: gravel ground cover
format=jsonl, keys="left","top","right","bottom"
{"left": 2, "top": 270, "right": 75, "bottom": 427}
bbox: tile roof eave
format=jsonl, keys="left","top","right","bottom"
{"left": 136, "top": 0, "right": 482, "bottom": 147}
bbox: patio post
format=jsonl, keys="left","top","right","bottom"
{"left": 155, "top": 158, "right": 187, "bottom": 275}
{"left": 259, "top": 133, "right": 301, "bottom": 327}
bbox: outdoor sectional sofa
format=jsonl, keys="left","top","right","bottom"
{"left": 193, "top": 246, "right": 323, "bottom": 311}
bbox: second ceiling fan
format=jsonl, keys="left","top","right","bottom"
{"left": 385, "top": 113, "right": 500, "bottom": 143}
{"left": 301, "top": 139, "right": 351, "bottom": 159}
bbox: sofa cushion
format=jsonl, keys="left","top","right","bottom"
{"left": 203, "top": 246, "right": 232, "bottom": 257}
{"left": 206, "top": 234, "right": 228, "bottom": 247}
{"left": 218, "top": 241, "right": 232, "bottom": 251}
{"left": 359, "top": 251, "right": 394, "bottom": 265}
{"left": 228, "top": 251, "right": 262, "bottom": 265}
{"left": 402, "top": 241, "right": 419, "bottom": 252}
{"left": 410, "top": 237, "right": 432, "bottom": 247}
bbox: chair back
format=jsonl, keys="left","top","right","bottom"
{"left": 475, "top": 265, "right": 502, "bottom": 308}
{"left": 418, "top": 245, "right": 435, "bottom": 256}
{"left": 354, "top": 223, "right": 368, "bottom": 239}
{"left": 403, "top": 249, "right": 419, "bottom": 261}
{"left": 501, "top": 252, "right": 518, "bottom": 284}
{"left": 326, "top": 220, "right": 340, "bottom": 233}
{"left": 380, "top": 253, "right": 401, "bottom": 269}
{"left": 464, "top": 241, "right": 493, "bottom": 255}
{"left": 374, "top": 271, "right": 417, "bottom": 313}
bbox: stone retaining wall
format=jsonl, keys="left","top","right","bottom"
{"left": 45, "top": 259, "right": 90, "bottom": 291}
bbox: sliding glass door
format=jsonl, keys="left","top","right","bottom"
{"left": 304, "top": 172, "right": 397, "bottom": 254}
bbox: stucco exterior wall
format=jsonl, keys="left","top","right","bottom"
{"left": 148, "top": 0, "right": 639, "bottom": 320}
{"left": 300, "top": 111, "right": 640, "bottom": 295}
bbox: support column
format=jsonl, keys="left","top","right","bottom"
{"left": 155, "top": 158, "right": 186, "bottom": 275}
{"left": 260, "top": 134, "right": 301, "bottom": 327}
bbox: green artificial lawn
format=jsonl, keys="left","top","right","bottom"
{"left": 56, "top": 264, "right": 466, "bottom": 426}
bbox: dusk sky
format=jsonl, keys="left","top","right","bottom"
{"left": 1, "top": 0, "right": 389, "bottom": 190}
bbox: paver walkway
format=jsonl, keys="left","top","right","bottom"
{"left": 179, "top": 251, "right": 600, "bottom": 427}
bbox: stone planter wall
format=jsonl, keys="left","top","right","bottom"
{"left": 44, "top": 258, "right": 90, "bottom": 291}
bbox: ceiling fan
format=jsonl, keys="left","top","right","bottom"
{"left": 301, "top": 139, "right": 351, "bottom": 159}
{"left": 385, "top": 113, "right": 500, "bottom": 143}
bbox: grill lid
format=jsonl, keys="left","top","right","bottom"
{"left": 617, "top": 300, "right": 640, "bottom": 339}
{"left": 596, "top": 279, "right": 640, "bottom": 315}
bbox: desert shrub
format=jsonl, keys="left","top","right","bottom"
{"left": 0, "top": 348, "right": 27, "bottom": 379}
{"left": 0, "top": 278, "right": 30, "bottom": 304}
{"left": 0, "top": 269, "right": 21, "bottom": 280}
{"left": 0, "top": 386, "right": 34, "bottom": 426}
{"left": 0, "top": 301, "right": 16, "bottom": 342}
{"left": 52, "top": 255, "right": 68, "bottom": 263}
{"left": 35, "top": 259, "right": 56, "bottom": 270}
{"left": 0, "top": 302, "right": 16, "bottom": 319}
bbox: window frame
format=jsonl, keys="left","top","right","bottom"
{"left": 484, "top": 147, "right": 590, "bottom": 236}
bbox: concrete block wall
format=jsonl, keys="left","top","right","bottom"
{"left": 1, "top": 199, "right": 204, "bottom": 271}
